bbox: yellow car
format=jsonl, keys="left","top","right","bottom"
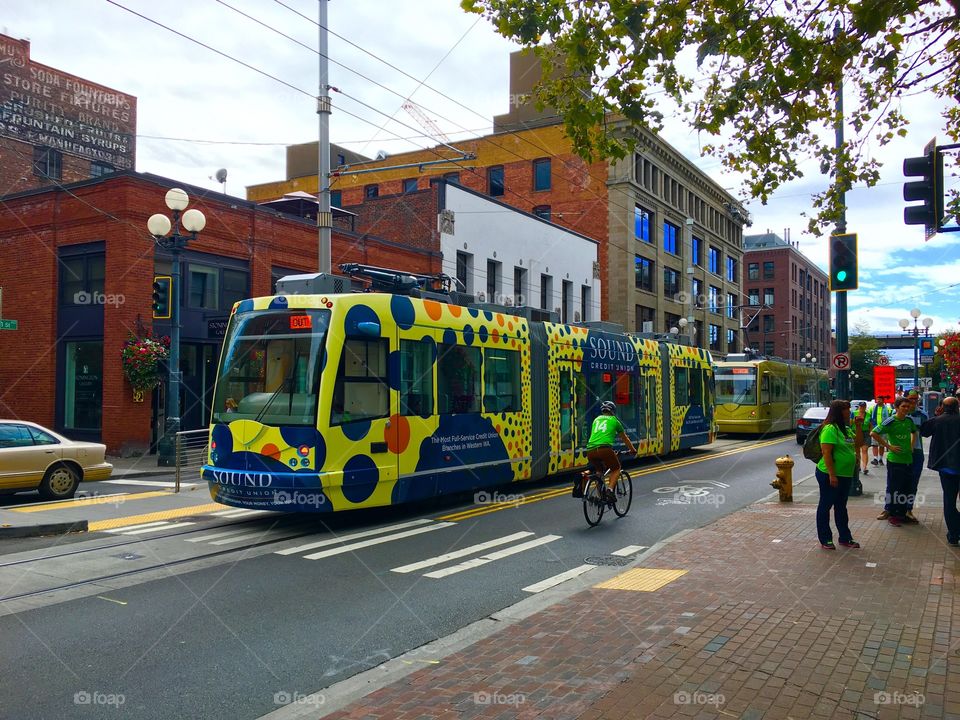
{"left": 0, "top": 420, "right": 113, "bottom": 500}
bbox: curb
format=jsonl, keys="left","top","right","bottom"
{"left": 0, "top": 520, "right": 88, "bottom": 538}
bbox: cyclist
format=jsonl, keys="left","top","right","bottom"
{"left": 584, "top": 400, "right": 637, "bottom": 501}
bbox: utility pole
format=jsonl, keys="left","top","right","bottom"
{"left": 317, "top": 0, "right": 332, "bottom": 273}
{"left": 833, "top": 21, "right": 850, "bottom": 400}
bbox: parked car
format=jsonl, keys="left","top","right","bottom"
{"left": 0, "top": 420, "right": 112, "bottom": 499}
{"left": 796, "top": 406, "right": 830, "bottom": 445}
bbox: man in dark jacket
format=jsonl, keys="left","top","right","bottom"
{"left": 920, "top": 396, "right": 960, "bottom": 546}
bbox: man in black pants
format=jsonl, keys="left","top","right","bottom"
{"left": 920, "top": 396, "right": 960, "bottom": 545}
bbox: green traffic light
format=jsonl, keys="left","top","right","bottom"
{"left": 836, "top": 270, "right": 847, "bottom": 282}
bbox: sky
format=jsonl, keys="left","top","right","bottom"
{"left": 4, "top": 0, "right": 957, "bottom": 365}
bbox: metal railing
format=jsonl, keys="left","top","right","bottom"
{"left": 174, "top": 428, "right": 209, "bottom": 492}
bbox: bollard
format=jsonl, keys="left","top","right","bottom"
{"left": 771, "top": 455, "right": 795, "bottom": 502}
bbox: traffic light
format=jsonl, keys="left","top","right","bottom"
{"left": 152, "top": 275, "right": 172, "bottom": 319}
{"left": 903, "top": 148, "right": 944, "bottom": 236}
{"left": 828, "top": 233, "right": 858, "bottom": 291}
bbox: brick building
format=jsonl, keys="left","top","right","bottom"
{"left": 0, "top": 33, "right": 137, "bottom": 194}
{"left": 247, "top": 50, "right": 748, "bottom": 351}
{"left": 741, "top": 232, "right": 831, "bottom": 366}
{"left": 0, "top": 171, "right": 439, "bottom": 455}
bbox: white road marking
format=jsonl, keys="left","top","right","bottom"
{"left": 423, "top": 535, "right": 562, "bottom": 579}
{"left": 117, "top": 522, "right": 195, "bottom": 535}
{"left": 184, "top": 528, "right": 258, "bottom": 543}
{"left": 611, "top": 545, "right": 648, "bottom": 557}
{"left": 274, "top": 518, "right": 434, "bottom": 556}
{"left": 207, "top": 530, "right": 276, "bottom": 546}
{"left": 303, "top": 523, "right": 456, "bottom": 560}
{"left": 390, "top": 532, "right": 535, "bottom": 573}
{"left": 105, "top": 520, "right": 170, "bottom": 533}
{"left": 211, "top": 509, "right": 266, "bottom": 518}
{"left": 522, "top": 564, "right": 595, "bottom": 593}
{"left": 102, "top": 479, "right": 197, "bottom": 488}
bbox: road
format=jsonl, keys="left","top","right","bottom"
{"left": 0, "top": 435, "right": 801, "bottom": 720}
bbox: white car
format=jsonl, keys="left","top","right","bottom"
{"left": 0, "top": 420, "right": 112, "bottom": 499}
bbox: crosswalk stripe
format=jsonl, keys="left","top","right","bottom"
{"left": 303, "top": 522, "right": 456, "bottom": 560}
{"left": 390, "top": 532, "right": 535, "bottom": 573}
{"left": 105, "top": 521, "right": 170, "bottom": 533}
{"left": 207, "top": 530, "right": 275, "bottom": 546}
{"left": 423, "top": 535, "right": 562, "bottom": 579}
{"left": 212, "top": 509, "right": 266, "bottom": 518}
{"left": 118, "top": 522, "right": 195, "bottom": 535}
{"left": 102, "top": 479, "right": 197, "bottom": 488}
{"left": 274, "top": 518, "right": 434, "bottom": 556}
{"left": 612, "top": 545, "right": 648, "bottom": 557}
{"left": 522, "top": 564, "right": 595, "bottom": 593}
{"left": 184, "top": 528, "right": 257, "bottom": 543}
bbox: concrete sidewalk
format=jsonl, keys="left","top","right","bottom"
{"left": 304, "top": 464, "right": 959, "bottom": 720}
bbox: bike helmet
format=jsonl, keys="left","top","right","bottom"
{"left": 600, "top": 400, "right": 616, "bottom": 413}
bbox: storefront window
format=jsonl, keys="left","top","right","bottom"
{"left": 64, "top": 341, "right": 103, "bottom": 430}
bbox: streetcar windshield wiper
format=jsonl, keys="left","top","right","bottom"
{"left": 254, "top": 351, "right": 301, "bottom": 423}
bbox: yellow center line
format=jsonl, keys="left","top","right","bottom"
{"left": 87, "top": 503, "right": 228, "bottom": 532}
{"left": 436, "top": 436, "right": 791, "bottom": 522}
{"left": 11, "top": 490, "right": 174, "bottom": 513}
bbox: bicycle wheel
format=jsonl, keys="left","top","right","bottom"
{"left": 582, "top": 477, "right": 605, "bottom": 527}
{"left": 613, "top": 470, "right": 632, "bottom": 517}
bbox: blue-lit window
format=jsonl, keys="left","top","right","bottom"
{"left": 708, "top": 246, "right": 720, "bottom": 275}
{"left": 533, "top": 158, "right": 551, "bottom": 191}
{"left": 692, "top": 236, "right": 702, "bottom": 266}
{"left": 708, "top": 286, "right": 720, "bottom": 313}
{"left": 635, "top": 205, "right": 652, "bottom": 243}
{"left": 726, "top": 257, "right": 737, "bottom": 282}
{"left": 635, "top": 255, "right": 654, "bottom": 291}
{"left": 330, "top": 190, "right": 342, "bottom": 208}
{"left": 365, "top": 184, "right": 379, "bottom": 199}
{"left": 727, "top": 328, "right": 737, "bottom": 353}
{"left": 726, "top": 293, "right": 736, "bottom": 319}
{"left": 663, "top": 221, "right": 680, "bottom": 255}
{"left": 403, "top": 178, "right": 418, "bottom": 193}
{"left": 709, "top": 324, "right": 720, "bottom": 351}
{"left": 488, "top": 166, "right": 504, "bottom": 196}
{"left": 663, "top": 268, "right": 680, "bottom": 298}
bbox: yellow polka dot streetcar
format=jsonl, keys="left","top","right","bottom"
{"left": 203, "top": 265, "right": 717, "bottom": 512}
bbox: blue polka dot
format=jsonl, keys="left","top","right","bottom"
{"left": 478, "top": 325, "right": 488, "bottom": 343}
{"left": 341, "top": 455, "right": 379, "bottom": 504}
{"left": 268, "top": 296, "right": 289, "bottom": 309}
{"left": 442, "top": 328, "right": 457, "bottom": 346}
{"left": 463, "top": 325, "right": 475, "bottom": 345}
{"left": 483, "top": 311, "right": 494, "bottom": 322}
{"left": 391, "top": 295, "right": 416, "bottom": 330}
{"left": 467, "top": 307, "right": 480, "bottom": 318}
{"left": 388, "top": 350, "right": 402, "bottom": 390}
{"left": 235, "top": 299, "right": 255, "bottom": 314}
{"left": 341, "top": 418, "right": 371, "bottom": 441}
{"left": 344, "top": 304, "right": 381, "bottom": 336}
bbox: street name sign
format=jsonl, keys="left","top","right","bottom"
{"left": 0, "top": 319, "right": 17, "bottom": 330}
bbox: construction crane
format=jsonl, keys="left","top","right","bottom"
{"left": 402, "top": 101, "right": 451, "bottom": 145}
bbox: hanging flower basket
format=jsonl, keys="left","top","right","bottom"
{"left": 121, "top": 332, "right": 170, "bottom": 393}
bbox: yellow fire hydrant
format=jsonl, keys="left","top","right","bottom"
{"left": 771, "top": 455, "right": 794, "bottom": 502}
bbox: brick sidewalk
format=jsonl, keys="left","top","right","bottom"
{"left": 316, "top": 474, "right": 960, "bottom": 720}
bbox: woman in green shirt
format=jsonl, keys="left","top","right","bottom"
{"left": 816, "top": 400, "right": 866, "bottom": 549}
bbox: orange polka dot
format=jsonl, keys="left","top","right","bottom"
{"left": 261, "top": 443, "right": 281, "bottom": 460}
{"left": 507, "top": 322, "right": 514, "bottom": 332}
{"left": 423, "top": 300, "right": 444, "bottom": 320}
{"left": 497, "top": 315, "right": 505, "bottom": 326}
{"left": 491, "top": 329, "right": 500, "bottom": 343}
{"left": 448, "top": 304, "right": 462, "bottom": 317}
{"left": 384, "top": 414, "right": 410, "bottom": 454}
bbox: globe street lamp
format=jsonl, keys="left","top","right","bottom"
{"left": 147, "top": 188, "right": 206, "bottom": 466}
{"left": 800, "top": 352, "right": 817, "bottom": 367}
{"left": 898, "top": 308, "right": 933, "bottom": 392}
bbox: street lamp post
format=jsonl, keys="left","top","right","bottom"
{"left": 898, "top": 308, "right": 933, "bottom": 392}
{"left": 800, "top": 351, "right": 818, "bottom": 368}
{"left": 147, "top": 188, "right": 206, "bottom": 466}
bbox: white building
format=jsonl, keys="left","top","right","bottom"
{"left": 437, "top": 181, "right": 600, "bottom": 324}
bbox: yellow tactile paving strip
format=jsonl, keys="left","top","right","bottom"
{"left": 594, "top": 568, "right": 688, "bottom": 592}
{"left": 12, "top": 491, "right": 173, "bottom": 513}
{"left": 87, "top": 503, "right": 227, "bottom": 532}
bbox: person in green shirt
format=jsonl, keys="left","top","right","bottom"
{"left": 815, "top": 400, "right": 866, "bottom": 549}
{"left": 871, "top": 397, "right": 919, "bottom": 527}
{"left": 583, "top": 400, "right": 637, "bottom": 500}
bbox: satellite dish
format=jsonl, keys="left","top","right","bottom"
{"left": 215, "top": 168, "right": 228, "bottom": 183}
{"left": 375, "top": 150, "right": 389, "bottom": 161}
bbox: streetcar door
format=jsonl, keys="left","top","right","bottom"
{"left": 557, "top": 361, "right": 577, "bottom": 469}
{"left": 646, "top": 372, "right": 659, "bottom": 454}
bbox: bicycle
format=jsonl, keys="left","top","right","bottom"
{"left": 578, "top": 451, "right": 633, "bottom": 527}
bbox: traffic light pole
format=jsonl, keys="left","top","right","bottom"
{"left": 833, "top": 21, "right": 849, "bottom": 401}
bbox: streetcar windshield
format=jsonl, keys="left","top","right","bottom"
{"left": 715, "top": 369, "right": 757, "bottom": 405}
{"left": 211, "top": 309, "right": 330, "bottom": 426}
